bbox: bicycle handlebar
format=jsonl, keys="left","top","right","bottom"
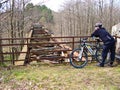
{"left": 81, "top": 38, "right": 88, "bottom": 43}
{"left": 80, "top": 37, "right": 101, "bottom": 45}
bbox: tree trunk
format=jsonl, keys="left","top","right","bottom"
{"left": 0, "top": 1, "right": 4, "bottom": 64}
{"left": 0, "top": 33, "right": 4, "bottom": 64}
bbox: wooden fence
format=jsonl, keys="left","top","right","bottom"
{"left": 0, "top": 35, "right": 120, "bottom": 66}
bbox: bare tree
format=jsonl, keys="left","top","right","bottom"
{"left": 109, "top": 0, "right": 114, "bottom": 31}
{"left": 0, "top": 0, "right": 9, "bottom": 64}
{"left": 54, "top": 0, "right": 120, "bottom": 37}
{"left": 0, "top": 18, "right": 4, "bottom": 64}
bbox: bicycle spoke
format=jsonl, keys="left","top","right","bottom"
{"left": 70, "top": 48, "right": 88, "bottom": 68}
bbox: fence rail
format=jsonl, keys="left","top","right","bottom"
{"left": 0, "top": 35, "right": 120, "bottom": 65}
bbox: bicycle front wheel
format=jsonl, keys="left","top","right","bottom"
{"left": 69, "top": 48, "right": 88, "bottom": 68}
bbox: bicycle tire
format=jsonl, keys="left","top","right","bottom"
{"left": 69, "top": 48, "right": 88, "bottom": 68}
{"left": 95, "top": 47, "right": 110, "bottom": 64}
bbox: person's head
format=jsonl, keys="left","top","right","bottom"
{"left": 94, "top": 22, "right": 102, "bottom": 30}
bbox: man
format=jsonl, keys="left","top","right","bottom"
{"left": 91, "top": 22, "right": 115, "bottom": 67}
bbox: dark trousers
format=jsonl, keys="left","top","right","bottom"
{"left": 101, "top": 41, "right": 115, "bottom": 65}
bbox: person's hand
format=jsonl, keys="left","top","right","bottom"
{"left": 96, "top": 38, "right": 100, "bottom": 42}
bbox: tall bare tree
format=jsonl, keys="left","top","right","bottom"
{"left": 54, "top": 0, "right": 120, "bottom": 37}
{"left": 0, "top": 0, "right": 9, "bottom": 64}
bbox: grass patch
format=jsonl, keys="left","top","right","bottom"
{"left": 0, "top": 63, "right": 120, "bottom": 90}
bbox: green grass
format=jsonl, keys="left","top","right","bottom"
{"left": 0, "top": 63, "right": 120, "bottom": 90}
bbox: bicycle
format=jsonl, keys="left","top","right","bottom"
{"left": 69, "top": 38, "right": 110, "bottom": 68}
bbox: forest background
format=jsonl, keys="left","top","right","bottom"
{"left": 0, "top": 0, "right": 120, "bottom": 61}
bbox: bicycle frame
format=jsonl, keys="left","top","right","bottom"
{"left": 80, "top": 40, "right": 97, "bottom": 56}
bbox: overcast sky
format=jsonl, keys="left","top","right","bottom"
{"left": 30, "top": 0, "right": 67, "bottom": 12}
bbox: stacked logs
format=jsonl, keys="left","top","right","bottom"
{"left": 29, "top": 23, "right": 71, "bottom": 63}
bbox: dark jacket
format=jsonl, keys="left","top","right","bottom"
{"left": 91, "top": 28, "right": 115, "bottom": 44}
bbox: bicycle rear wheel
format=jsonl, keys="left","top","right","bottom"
{"left": 69, "top": 48, "right": 88, "bottom": 68}
{"left": 95, "top": 47, "right": 110, "bottom": 64}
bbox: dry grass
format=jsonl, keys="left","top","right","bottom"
{"left": 0, "top": 62, "right": 120, "bottom": 90}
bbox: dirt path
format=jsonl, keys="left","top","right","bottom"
{"left": 15, "top": 30, "right": 33, "bottom": 65}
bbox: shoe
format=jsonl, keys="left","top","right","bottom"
{"left": 96, "top": 63, "right": 104, "bottom": 67}
{"left": 108, "top": 63, "right": 117, "bottom": 67}
{"left": 108, "top": 64, "right": 113, "bottom": 67}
